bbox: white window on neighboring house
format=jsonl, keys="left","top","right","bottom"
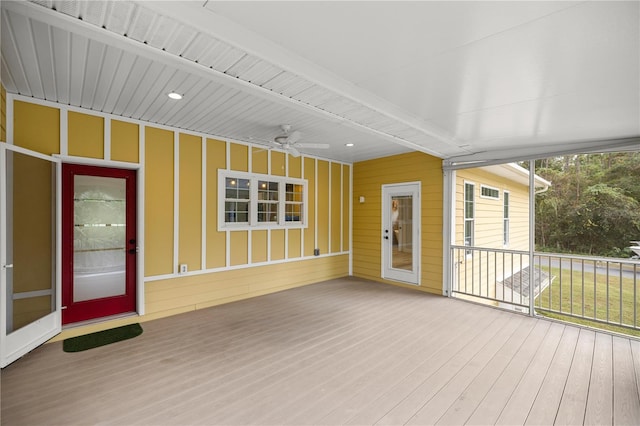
{"left": 464, "top": 182, "right": 475, "bottom": 252}
{"left": 503, "top": 191, "right": 510, "bottom": 246}
{"left": 219, "top": 170, "right": 307, "bottom": 230}
{"left": 480, "top": 184, "right": 500, "bottom": 200}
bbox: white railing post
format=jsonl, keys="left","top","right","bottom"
{"left": 529, "top": 159, "right": 536, "bottom": 316}
{"left": 442, "top": 162, "right": 455, "bottom": 297}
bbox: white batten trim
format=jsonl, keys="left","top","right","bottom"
{"left": 173, "top": 131, "right": 179, "bottom": 275}
{"left": 225, "top": 141, "right": 231, "bottom": 268}
{"left": 267, "top": 229, "right": 271, "bottom": 262}
{"left": 328, "top": 161, "right": 332, "bottom": 253}
{"left": 300, "top": 157, "right": 305, "bottom": 254}
{"left": 314, "top": 158, "right": 318, "bottom": 252}
{"left": 137, "top": 124, "right": 145, "bottom": 315}
{"left": 284, "top": 228, "right": 289, "bottom": 260}
{"left": 59, "top": 108, "right": 68, "bottom": 156}
{"left": 348, "top": 164, "right": 353, "bottom": 276}
{"left": 104, "top": 118, "right": 111, "bottom": 161}
{"left": 6, "top": 94, "right": 14, "bottom": 144}
{"left": 201, "top": 137, "right": 207, "bottom": 270}
{"left": 340, "top": 164, "right": 344, "bottom": 252}
{"left": 267, "top": 149, "right": 271, "bottom": 174}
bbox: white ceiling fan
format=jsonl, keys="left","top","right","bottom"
{"left": 267, "top": 124, "right": 330, "bottom": 157}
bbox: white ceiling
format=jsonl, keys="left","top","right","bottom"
{"left": 1, "top": 0, "right": 638, "bottom": 164}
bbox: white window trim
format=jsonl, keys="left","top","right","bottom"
{"left": 480, "top": 184, "right": 500, "bottom": 200}
{"left": 218, "top": 169, "right": 308, "bottom": 231}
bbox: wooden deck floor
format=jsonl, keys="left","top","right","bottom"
{"left": 2, "top": 277, "right": 640, "bottom": 425}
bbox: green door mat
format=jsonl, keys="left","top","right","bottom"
{"left": 63, "top": 323, "right": 143, "bottom": 352}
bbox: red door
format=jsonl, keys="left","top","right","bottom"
{"left": 62, "top": 164, "right": 137, "bottom": 324}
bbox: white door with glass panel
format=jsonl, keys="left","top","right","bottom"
{"left": 382, "top": 183, "right": 420, "bottom": 285}
{"left": 1, "top": 145, "right": 61, "bottom": 368}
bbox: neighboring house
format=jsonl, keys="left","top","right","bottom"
{"left": 454, "top": 165, "right": 551, "bottom": 309}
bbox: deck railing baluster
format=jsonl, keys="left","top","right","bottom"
{"left": 450, "top": 245, "right": 640, "bottom": 333}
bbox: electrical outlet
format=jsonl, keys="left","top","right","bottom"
{"left": 179, "top": 264, "right": 188, "bottom": 274}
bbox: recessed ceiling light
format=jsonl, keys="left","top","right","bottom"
{"left": 345, "top": 143, "right": 355, "bottom": 147}
{"left": 168, "top": 92, "right": 183, "bottom": 100}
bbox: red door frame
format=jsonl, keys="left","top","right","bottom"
{"left": 62, "top": 164, "right": 137, "bottom": 324}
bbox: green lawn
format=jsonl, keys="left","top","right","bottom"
{"left": 535, "top": 266, "right": 640, "bottom": 338}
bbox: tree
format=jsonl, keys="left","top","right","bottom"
{"left": 534, "top": 151, "right": 640, "bottom": 257}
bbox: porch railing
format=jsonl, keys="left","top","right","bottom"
{"left": 451, "top": 245, "right": 640, "bottom": 333}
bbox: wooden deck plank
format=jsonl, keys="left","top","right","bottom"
{"left": 1, "top": 278, "right": 638, "bottom": 426}
{"left": 315, "top": 303, "right": 491, "bottom": 426}
{"left": 463, "top": 320, "right": 552, "bottom": 425}
{"left": 213, "top": 292, "right": 441, "bottom": 424}
{"left": 405, "top": 314, "right": 531, "bottom": 425}
{"left": 434, "top": 317, "right": 539, "bottom": 425}
{"left": 375, "top": 312, "right": 523, "bottom": 425}
{"left": 407, "top": 312, "right": 536, "bottom": 425}
{"left": 495, "top": 321, "right": 566, "bottom": 425}
{"left": 343, "top": 312, "right": 513, "bottom": 425}
{"left": 612, "top": 336, "right": 640, "bottom": 425}
{"left": 632, "top": 339, "right": 640, "bottom": 410}
{"left": 525, "top": 325, "right": 580, "bottom": 425}
{"left": 584, "top": 332, "right": 613, "bottom": 425}
{"left": 275, "top": 299, "right": 481, "bottom": 425}
{"left": 554, "top": 329, "right": 597, "bottom": 426}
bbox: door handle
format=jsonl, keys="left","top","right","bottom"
{"left": 128, "top": 247, "right": 139, "bottom": 254}
{"left": 2, "top": 264, "right": 13, "bottom": 269}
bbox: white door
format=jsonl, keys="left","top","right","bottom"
{"left": 1, "top": 145, "right": 61, "bottom": 368}
{"left": 382, "top": 183, "right": 420, "bottom": 284}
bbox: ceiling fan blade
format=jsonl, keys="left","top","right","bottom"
{"left": 288, "top": 146, "right": 301, "bottom": 157}
{"left": 295, "top": 143, "right": 330, "bottom": 149}
{"left": 287, "top": 130, "right": 302, "bottom": 144}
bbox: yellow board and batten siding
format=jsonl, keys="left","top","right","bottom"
{"left": 144, "top": 127, "right": 174, "bottom": 276}
{"left": 6, "top": 97, "right": 351, "bottom": 341}
{"left": 352, "top": 151, "right": 444, "bottom": 295}
{"left": 178, "top": 133, "right": 203, "bottom": 271}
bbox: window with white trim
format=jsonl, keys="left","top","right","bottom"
{"left": 480, "top": 185, "right": 500, "bottom": 200}
{"left": 464, "top": 182, "right": 475, "bottom": 251}
{"left": 219, "top": 170, "right": 307, "bottom": 230}
{"left": 503, "top": 191, "right": 510, "bottom": 246}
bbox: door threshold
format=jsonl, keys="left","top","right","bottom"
{"left": 62, "top": 312, "right": 139, "bottom": 330}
